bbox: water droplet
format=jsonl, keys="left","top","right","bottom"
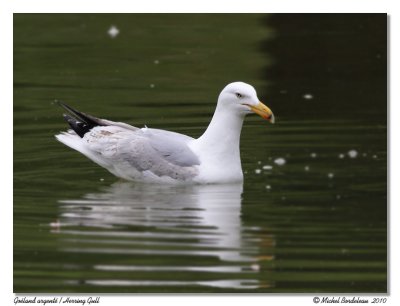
{"left": 304, "top": 165, "right": 310, "bottom": 171}
{"left": 250, "top": 264, "right": 260, "bottom": 271}
{"left": 255, "top": 169, "right": 261, "bottom": 174}
{"left": 107, "top": 25, "right": 119, "bottom": 38}
{"left": 328, "top": 173, "right": 334, "bottom": 179}
{"left": 338, "top": 153, "right": 345, "bottom": 159}
{"left": 150, "top": 84, "right": 155, "bottom": 88}
{"left": 49, "top": 219, "right": 61, "bottom": 228}
{"left": 341, "top": 248, "right": 349, "bottom": 254}
{"left": 100, "top": 178, "right": 104, "bottom": 182}
{"left": 310, "top": 152, "right": 317, "bottom": 158}
{"left": 262, "top": 165, "right": 273, "bottom": 170}
{"left": 265, "top": 185, "right": 271, "bottom": 190}
{"left": 348, "top": 150, "right": 358, "bottom": 158}
{"left": 303, "top": 93, "right": 314, "bottom": 100}
{"left": 274, "top": 158, "right": 286, "bottom": 166}
{"left": 154, "top": 59, "right": 160, "bottom": 64}
{"left": 373, "top": 154, "right": 378, "bottom": 159}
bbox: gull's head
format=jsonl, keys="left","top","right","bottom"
{"left": 217, "top": 81, "right": 275, "bottom": 123}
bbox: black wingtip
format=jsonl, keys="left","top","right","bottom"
{"left": 55, "top": 100, "right": 68, "bottom": 109}
{"left": 62, "top": 113, "right": 92, "bottom": 138}
{"left": 57, "top": 101, "right": 107, "bottom": 129}
{"left": 57, "top": 101, "right": 80, "bottom": 117}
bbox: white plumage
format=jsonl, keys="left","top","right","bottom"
{"left": 56, "top": 82, "right": 274, "bottom": 184}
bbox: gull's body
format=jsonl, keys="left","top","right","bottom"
{"left": 55, "top": 82, "right": 274, "bottom": 184}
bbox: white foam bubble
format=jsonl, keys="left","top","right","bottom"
{"left": 49, "top": 219, "right": 61, "bottom": 228}
{"left": 107, "top": 25, "right": 120, "bottom": 38}
{"left": 274, "top": 158, "right": 286, "bottom": 166}
{"left": 262, "top": 165, "right": 273, "bottom": 170}
{"left": 255, "top": 169, "right": 262, "bottom": 174}
{"left": 348, "top": 150, "right": 358, "bottom": 158}
{"left": 250, "top": 264, "right": 260, "bottom": 271}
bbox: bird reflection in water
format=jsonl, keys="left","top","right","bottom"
{"left": 55, "top": 182, "right": 275, "bottom": 290}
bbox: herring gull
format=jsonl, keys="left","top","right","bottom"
{"left": 55, "top": 82, "right": 274, "bottom": 184}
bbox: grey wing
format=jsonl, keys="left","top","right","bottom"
{"left": 84, "top": 126, "right": 200, "bottom": 181}
{"left": 58, "top": 102, "right": 197, "bottom": 165}
{"left": 139, "top": 128, "right": 200, "bottom": 167}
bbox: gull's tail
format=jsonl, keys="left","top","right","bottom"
{"left": 57, "top": 101, "right": 107, "bottom": 138}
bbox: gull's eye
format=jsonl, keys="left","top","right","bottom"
{"left": 236, "top": 93, "right": 243, "bottom": 99}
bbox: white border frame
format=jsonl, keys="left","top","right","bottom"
{"left": 3, "top": 1, "right": 398, "bottom": 306}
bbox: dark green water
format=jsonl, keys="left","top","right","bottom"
{"left": 14, "top": 14, "right": 387, "bottom": 293}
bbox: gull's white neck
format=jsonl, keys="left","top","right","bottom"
{"left": 198, "top": 104, "right": 244, "bottom": 151}
{"left": 190, "top": 104, "right": 245, "bottom": 182}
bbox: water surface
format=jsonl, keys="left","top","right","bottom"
{"left": 14, "top": 13, "right": 387, "bottom": 293}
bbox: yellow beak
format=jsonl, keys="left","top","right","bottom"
{"left": 248, "top": 101, "right": 275, "bottom": 123}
